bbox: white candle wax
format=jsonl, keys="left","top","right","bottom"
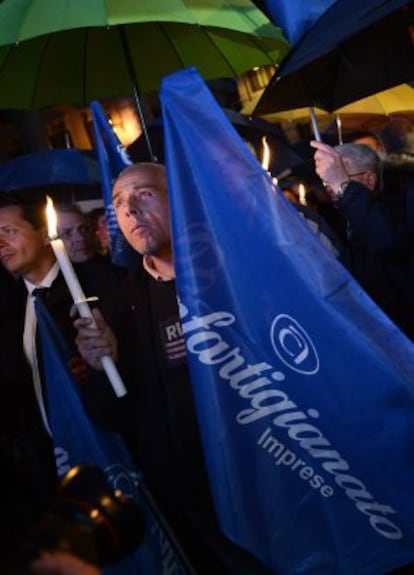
{"left": 50, "top": 237, "right": 93, "bottom": 318}
{"left": 46, "top": 198, "right": 127, "bottom": 398}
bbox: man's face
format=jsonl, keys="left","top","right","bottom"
{"left": 112, "top": 168, "right": 171, "bottom": 257}
{"left": 57, "top": 211, "right": 96, "bottom": 263}
{"left": 96, "top": 214, "right": 110, "bottom": 251}
{"left": 342, "top": 157, "right": 375, "bottom": 190}
{"left": 0, "top": 205, "right": 49, "bottom": 277}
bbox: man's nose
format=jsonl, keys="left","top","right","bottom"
{"left": 73, "top": 228, "right": 85, "bottom": 240}
{"left": 126, "top": 200, "right": 142, "bottom": 217}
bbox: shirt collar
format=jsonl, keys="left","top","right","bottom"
{"left": 143, "top": 255, "right": 175, "bottom": 282}
{"left": 24, "top": 261, "right": 60, "bottom": 295}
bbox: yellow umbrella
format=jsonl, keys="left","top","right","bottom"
{"left": 262, "top": 106, "right": 330, "bottom": 123}
{"left": 244, "top": 83, "right": 414, "bottom": 123}
{"left": 334, "top": 83, "right": 414, "bottom": 116}
{"left": 241, "top": 89, "right": 329, "bottom": 122}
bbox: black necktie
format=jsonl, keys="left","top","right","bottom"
{"left": 32, "top": 287, "right": 50, "bottom": 303}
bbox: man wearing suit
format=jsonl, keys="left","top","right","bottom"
{"left": 0, "top": 191, "right": 122, "bottom": 558}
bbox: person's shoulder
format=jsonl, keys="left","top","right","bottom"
{"left": 82, "top": 255, "right": 128, "bottom": 275}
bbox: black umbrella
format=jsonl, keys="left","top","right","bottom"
{"left": 254, "top": 0, "right": 414, "bottom": 114}
{"left": 127, "top": 110, "right": 305, "bottom": 177}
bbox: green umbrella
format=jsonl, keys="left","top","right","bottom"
{"left": 0, "top": 0, "right": 289, "bottom": 109}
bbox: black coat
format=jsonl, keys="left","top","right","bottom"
{"left": 81, "top": 266, "right": 273, "bottom": 574}
{"left": 0, "top": 261, "right": 125, "bottom": 558}
{"left": 336, "top": 181, "right": 414, "bottom": 340}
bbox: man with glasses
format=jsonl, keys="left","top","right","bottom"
{"left": 311, "top": 141, "right": 414, "bottom": 340}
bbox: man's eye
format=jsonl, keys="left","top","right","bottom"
{"left": 133, "top": 190, "right": 153, "bottom": 202}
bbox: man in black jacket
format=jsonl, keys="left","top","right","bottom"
{"left": 75, "top": 163, "right": 273, "bottom": 575}
{"left": 311, "top": 141, "right": 414, "bottom": 340}
{"left": 0, "top": 192, "right": 123, "bottom": 558}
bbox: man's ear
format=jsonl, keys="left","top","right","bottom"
{"left": 365, "top": 170, "right": 377, "bottom": 192}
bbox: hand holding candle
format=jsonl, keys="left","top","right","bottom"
{"left": 46, "top": 197, "right": 127, "bottom": 397}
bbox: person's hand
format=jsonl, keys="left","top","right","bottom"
{"left": 310, "top": 141, "right": 349, "bottom": 197}
{"left": 74, "top": 308, "right": 118, "bottom": 371}
{"left": 29, "top": 552, "right": 101, "bottom": 575}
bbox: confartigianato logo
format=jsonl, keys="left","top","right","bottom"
{"left": 270, "top": 314, "right": 319, "bottom": 375}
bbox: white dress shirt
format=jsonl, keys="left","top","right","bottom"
{"left": 23, "top": 262, "right": 60, "bottom": 435}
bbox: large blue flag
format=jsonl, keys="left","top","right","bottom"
{"left": 35, "top": 297, "right": 190, "bottom": 575}
{"left": 90, "top": 100, "right": 136, "bottom": 268}
{"left": 160, "top": 67, "right": 414, "bottom": 575}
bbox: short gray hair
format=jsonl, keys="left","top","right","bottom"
{"left": 335, "top": 144, "right": 382, "bottom": 175}
{"left": 115, "top": 162, "right": 166, "bottom": 182}
{"left": 335, "top": 143, "right": 383, "bottom": 189}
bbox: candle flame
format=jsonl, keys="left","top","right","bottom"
{"left": 298, "top": 183, "right": 307, "bottom": 205}
{"left": 261, "top": 136, "right": 271, "bottom": 172}
{"left": 46, "top": 196, "right": 58, "bottom": 239}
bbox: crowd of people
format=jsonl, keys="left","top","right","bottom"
{"left": 0, "top": 122, "right": 413, "bottom": 574}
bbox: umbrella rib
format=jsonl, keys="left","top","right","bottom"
{"left": 157, "top": 22, "right": 190, "bottom": 70}
{"left": 160, "top": 21, "right": 242, "bottom": 77}
{"left": 83, "top": 28, "right": 88, "bottom": 105}
{"left": 31, "top": 34, "right": 52, "bottom": 108}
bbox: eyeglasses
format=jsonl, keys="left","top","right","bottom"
{"left": 347, "top": 171, "right": 368, "bottom": 177}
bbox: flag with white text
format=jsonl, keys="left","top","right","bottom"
{"left": 161, "top": 67, "right": 414, "bottom": 575}
{"left": 90, "top": 100, "right": 136, "bottom": 268}
{"left": 35, "top": 296, "right": 190, "bottom": 575}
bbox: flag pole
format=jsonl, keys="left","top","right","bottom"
{"left": 119, "top": 26, "right": 157, "bottom": 163}
{"left": 336, "top": 115, "right": 343, "bottom": 145}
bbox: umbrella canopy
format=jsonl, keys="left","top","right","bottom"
{"left": 127, "top": 110, "right": 305, "bottom": 175}
{"left": 241, "top": 89, "right": 330, "bottom": 122}
{"left": 335, "top": 83, "right": 414, "bottom": 117}
{"left": 254, "top": 0, "right": 414, "bottom": 114}
{"left": 0, "top": 0, "right": 289, "bottom": 109}
{"left": 253, "top": 0, "right": 337, "bottom": 44}
{"left": 246, "top": 82, "right": 414, "bottom": 123}
{"left": 0, "top": 149, "right": 100, "bottom": 190}
{"left": 0, "top": 0, "right": 283, "bottom": 41}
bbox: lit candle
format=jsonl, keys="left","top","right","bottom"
{"left": 261, "top": 137, "right": 279, "bottom": 186}
{"left": 46, "top": 197, "right": 127, "bottom": 398}
{"left": 298, "top": 183, "right": 307, "bottom": 206}
{"left": 261, "top": 136, "right": 271, "bottom": 173}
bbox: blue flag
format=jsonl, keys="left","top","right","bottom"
{"left": 90, "top": 100, "right": 136, "bottom": 268}
{"left": 35, "top": 297, "right": 190, "bottom": 575}
{"left": 261, "top": 0, "right": 337, "bottom": 43}
{"left": 160, "top": 67, "right": 414, "bottom": 575}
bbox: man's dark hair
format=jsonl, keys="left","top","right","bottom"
{"left": 0, "top": 191, "right": 47, "bottom": 230}
{"left": 346, "top": 131, "right": 384, "bottom": 147}
{"left": 56, "top": 202, "right": 85, "bottom": 218}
